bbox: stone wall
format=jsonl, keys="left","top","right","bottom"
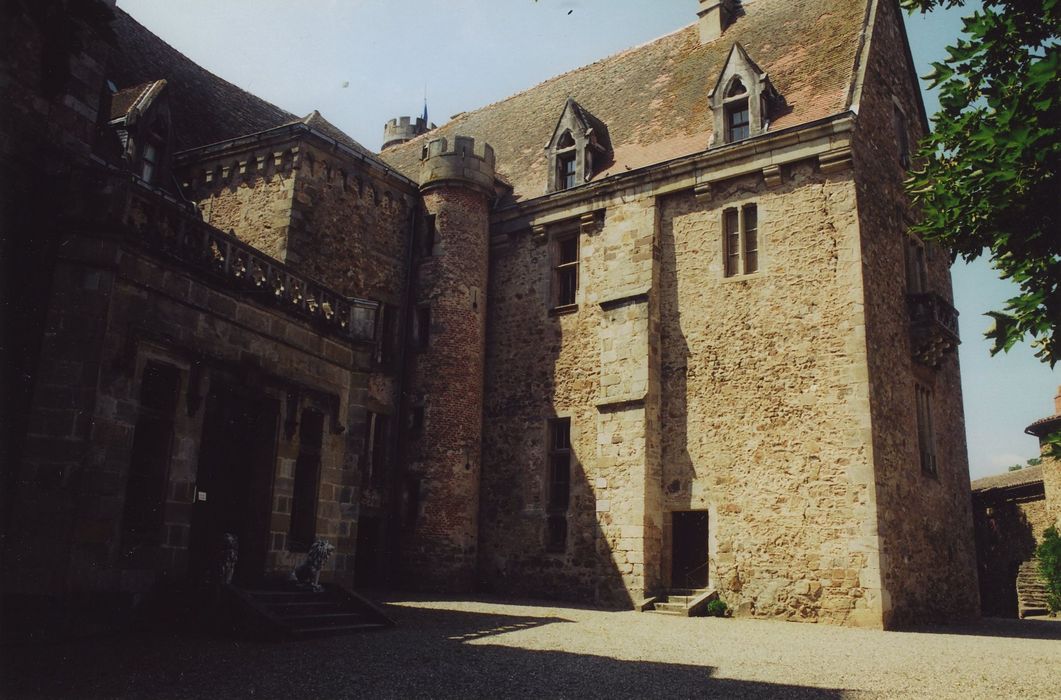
{"left": 5, "top": 221, "right": 371, "bottom": 599}
{"left": 851, "top": 0, "right": 980, "bottom": 626}
{"left": 972, "top": 481, "right": 1050, "bottom": 616}
{"left": 659, "top": 165, "right": 881, "bottom": 626}
{"left": 286, "top": 141, "right": 414, "bottom": 303}
{"left": 196, "top": 152, "right": 296, "bottom": 261}
{"left": 400, "top": 185, "right": 489, "bottom": 591}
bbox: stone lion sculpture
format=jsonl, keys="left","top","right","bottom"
{"left": 218, "top": 532, "right": 239, "bottom": 586}
{"left": 289, "top": 539, "right": 335, "bottom": 592}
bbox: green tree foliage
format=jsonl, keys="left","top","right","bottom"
{"left": 901, "top": 0, "right": 1059, "bottom": 368}
{"left": 1036, "top": 525, "right": 1061, "bottom": 613}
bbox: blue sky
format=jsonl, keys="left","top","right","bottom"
{"left": 116, "top": 0, "right": 1056, "bottom": 479}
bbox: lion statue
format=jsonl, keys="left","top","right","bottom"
{"left": 289, "top": 539, "right": 335, "bottom": 592}
{"left": 218, "top": 532, "right": 239, "bottom": 586}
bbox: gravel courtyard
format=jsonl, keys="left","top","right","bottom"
{"left": 3, "top": 596, "right": 1059, "bottom": 699}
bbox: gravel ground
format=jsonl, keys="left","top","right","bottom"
{"left": 2, "top": 595, "right": 1060, "bottom": 699}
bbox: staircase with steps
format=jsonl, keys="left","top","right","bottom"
{"left": 1016, "top": 558, "right": 1051, "bottom": 618}
{"left": 644, "top": 588, "right": 719, "bottom": 617}
{"left": 227, "top": 582, "right": 394, "bottom": 638}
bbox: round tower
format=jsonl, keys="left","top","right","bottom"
{"left": 381, "top": 116, "right": 432, "bottom": 150}
{"left": 401, "top": 136, "right": 495, "bottom": 590}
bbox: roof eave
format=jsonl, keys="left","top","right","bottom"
{"left": 174, "top": 123, "right": 417, "bottom": 190}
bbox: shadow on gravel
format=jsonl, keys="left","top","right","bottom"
{"left": 0, "top": 601, "right": 855, "bottom": 699}
{"left": 904, "top": 616, "right": 1061, "bottom": 641}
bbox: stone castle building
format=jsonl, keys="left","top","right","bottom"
{"left": 1, "top": 0, "right": 981, "bottom": 630}
{"left": 971, "top": 387, "right": 1061, "bottom": 617}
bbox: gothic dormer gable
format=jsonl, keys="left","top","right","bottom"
{"left": 708, "top": 43, "right": 778, "bottom": 146}
{"left": 546, "top": 98, "right": 611, "bottom": 194}
{"left": 108, "top": 79, "right": 174, "bottom": 188}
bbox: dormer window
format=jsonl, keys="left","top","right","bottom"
{"left": 141, "top": 141, "right": 160, "bottom": 183}
{"left": 556, "top": 132, "right": 578, "bottom": 190}
{"left": 724, "top": 78, "right": 750, "bottom": 142}
{"left": 546, "top": 99, "right": 611, "bottom": 194}
{"left": 709, "top": 44, "right": 779, "bottom": 147}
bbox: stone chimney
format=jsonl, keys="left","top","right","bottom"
{"left": 698, "top": 0, "right": 735, "bottom": 44}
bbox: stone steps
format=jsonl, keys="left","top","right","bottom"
{"left": 1017, "top": 558, "right": 1051, "bottom": 618}
{"left": 643, "top": 588, "right": 719, "bottom": 617}
{"left": 229, "top": 582, "right": 394, "bottom": 638}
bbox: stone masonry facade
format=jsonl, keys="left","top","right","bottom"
{"left": 2, "top": 0, "right": 981, "bottom": 632}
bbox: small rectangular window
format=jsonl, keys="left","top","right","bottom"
{"left": 376, "top": 303, "right": 397, "bottom": 366}
{"left": 408, "top": 405, "right": 425, "bottom": 435}
{"left": 361, "top": 411, "right": 390, "bottom": 486}
{"left": 350, "top": 300, "right": 379, "bottom": 342}
{"left": 743, "top": 205, "right": 758, "bottom": 274}
{"left": 558, "top": 152, "right": 577, "bottom": 190}
{"left": 905, "top": 236, "right": 928, "bottom": 295}
{"left": 723, "top": 204, "right": 759, "bottom": 278}
{"left": 894, "top": 104, "right": 911, "bottom": 169}
{"left": 371, "top": 414, "right": 389, "bottom": 486}
{"left": 404, "top": 477, "right": 421, "bottom": 530}
{"left": 726, "top": 100, "right": 750, "bottom": 142}
{"left": 413, "top": 304, "right": 431, "bottom": 350}
{"left": 546, "top": 417, "right": 571, "bottom": 552}
{"left": 553, "top": 234, "right": 579, "bottom": 308}
{"left": 421, "top": 215, "right": 436, "bottom": 257}
{"left": 915, "top": 384, "right": 937, "bottom": 477}
{"left": 141, "top": 142, "right": 159, "bottom": 183}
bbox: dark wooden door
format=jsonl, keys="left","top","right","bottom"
{"left": 189, "top": 386, "right": 279, "bottom": 586}
{"left": 672, "top": 511, "right": 710, "bottom": 589}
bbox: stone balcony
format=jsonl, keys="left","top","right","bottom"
{"left": 109, "top": 175, "right": 379, "bottom": 344}
{"left": 908, "top": 292, "right": 960, "bottom": 369}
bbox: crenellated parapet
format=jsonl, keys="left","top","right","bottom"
{"left": 382, "top": 115, "right": 434, "bottom": 150}
{"left": 419, "top": 135, "right": 496, "bottom": 195}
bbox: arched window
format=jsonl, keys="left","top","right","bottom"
{"left": 545, "top": 99, "right": 611, "bottom": 193}
{"left": 709, "top": 43, "right": 778, "bottom": 146}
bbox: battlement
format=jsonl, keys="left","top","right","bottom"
{"left": 382, "top": 116, "right": 433, "bottom": 150}
{"left": 419, "top": 136, "right": 496, "bottom": 194}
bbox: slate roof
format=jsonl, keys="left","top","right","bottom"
{"left": 380, "top": 0, "right": 871, "bottom": 201}
{"left": 108, "top": 8, "right": 374, "bottom": 159}
{"left": 971, "top": 465, "right": 1044, "bottom": 493}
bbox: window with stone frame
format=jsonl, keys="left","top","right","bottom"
{"left": 420, "top": 214, "right": 437, "bottom": 258}
{"left": 413, "top": 304, "right": 431, "bottom": 351}
{"left": 723, "top": 78, "right": 751, "bottom": 142}
{"left": 915, "top": 383, "right": 937, "bottom": 477}
{"left": 723, "top": 203, "right": 759, "bottom": 277}
{"left": 552, "top": 233, "right": 580, "bottom": 308}
{"left": 350, "top": 300, "right": 379, "bottom": 342}
{"left": 708, "top": 44, "right": 778, "bottom": 148}
{"left": 545, "top": 99, "right": 610, "bottom": 194}
{"left": 361, "top": 411, "right": 390, "bottom": 486}
{"left": 140, "top": 139, "right": 161, "bottom": 184}
{"left": 894, "top": 103, "right": 912, "bottom": 169}
{"left": 546, "top": 417, "right": 572, "bottom": 553}
{"left": 556, "top": 131, "right": 578, "bottom": 190}
{"left": 375, "top": 303, "right": 398, "bottom": 367}
{"left": 407, "top": 404, "right": 425, "bottom": 436}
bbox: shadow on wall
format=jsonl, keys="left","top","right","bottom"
{"left": 476, "top": 222, "right": 635, "bottom": 608}
{"left": 972, "top": 498, "right": 1038, "bottom": 618}
{"left": 1, "top": 604, "right": 851, "bottom": 698}
{"left": 658, "top": 194, "right": 700, "bottom": 593}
